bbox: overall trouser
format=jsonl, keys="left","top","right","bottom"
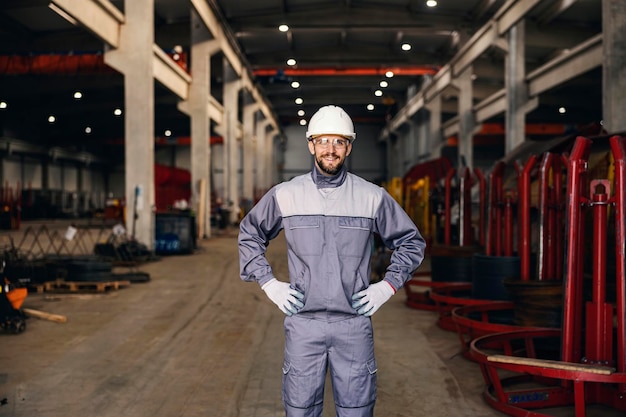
{"left": 282, "top": 315, "right": 377, "bottom": 417}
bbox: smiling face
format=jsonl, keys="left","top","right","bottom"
{"left": 308, "top": 134, "right": 353, "bottom": 176}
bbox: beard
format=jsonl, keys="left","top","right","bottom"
{"left": 315, "top": 151, "right": 345, "bottom": 176}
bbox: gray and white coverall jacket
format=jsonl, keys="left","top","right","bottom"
{"left": 238, "top": 166, "right": 426, "bottom": 319}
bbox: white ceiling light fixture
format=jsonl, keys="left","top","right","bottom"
{"left": 114, "top": 108, "right": 122, "bottom": 116}
{"left": 401, "top": 43, "right": 412, "bottom": 51}
{"left": 165, "top": 130, "right": 172, "bottom": 137}
{"left": 367, "top": 104, "right": 375, "bottom": 111}
{"left": 385, "top": 71, "right": 394, "bottom": 78}
{"left": 297, "top": 109, "right": 305, "bottom": 116}
{"left": 426, "top": 0, "right": 438, "bottom": 7}
{"left": 291, "top": 81, "right": 300, "bottom": 89}
{"left": 559, "top": 107, "right": 566, "bottom": 114}
{"left": 48, "top": 115, "right": 56, "bottom": 123}
{"left": 379, "top": 80, "right": 388, "bottom": 88}
{"left": 287, "top": 58, "right": 297, "bottom": 66}
{"left": 85, "top": 126, "right": 92, "bottom": 134}
{"left": 0, "top": 101, "right": 7, "bottom": 109}
{"left": 374, "top": 90, "right": 383, "bottom": 97}
{"left": 73, "top": 91, "right": 82, "bottom": 99}
{"left": 299, "top": 119, "right": 307, "bottom": 126}
{"left": 295, "top": 97, "right": 303, "bottom": 105}
{"left": 279, "top": 24, "right": 289, "bottom": 32}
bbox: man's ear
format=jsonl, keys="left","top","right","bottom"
{"left": 308, "top": 140, "right": 315, "bottom": 155}
{"left": 345, "top": 142, "right": 353, "bottom": 157}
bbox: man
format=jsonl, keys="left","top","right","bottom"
{"left": 238, "top": 105, "right": 425, "bottom": 417}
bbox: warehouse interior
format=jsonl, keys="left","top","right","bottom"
{"left": 1, "top": 1, "right": 626, "bottom": 416}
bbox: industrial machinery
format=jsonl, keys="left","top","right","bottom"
{"left": 470, "top": 135, "right": 626, "bottom": 417}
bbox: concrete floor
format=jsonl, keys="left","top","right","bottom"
{"left": 0, "top": 222, "right": 611, "bottom": 417}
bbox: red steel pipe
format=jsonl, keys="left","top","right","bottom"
{"left": 587, "top": 180, "right": 611, "bottom": 365}
{"left": 519, "top": 155, "right": 538, "bottom": 280}
{"left": 538, "top": 153, "right": 554, "bottom": 281}
{"left": 562, "top": 136, "right": 592, "bottom": 364}
{"left": 610, "top": 135, "right": 626, "bottom": 376}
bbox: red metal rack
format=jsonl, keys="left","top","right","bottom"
{"left": 470, "top": 135, "right": 626, "bottom": 417}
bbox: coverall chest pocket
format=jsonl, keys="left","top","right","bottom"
{"left": 337, "top": 218, "right": 372, "bottom": 257}
{"left": 285, "top": 216, "right": 322, "bottom": 256}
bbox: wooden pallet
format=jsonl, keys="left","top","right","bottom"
{"left": 38, "top": 279, "right": 131, "bottom": 293}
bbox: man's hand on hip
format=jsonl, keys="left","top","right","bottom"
{"left": 262, "top": 278, "right": 305, "bottom": 316}
{"left": 351, "top": 281, "right": 395, "bottom": 316}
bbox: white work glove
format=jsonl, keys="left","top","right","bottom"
{"left": 262, "top": 278, "right": 305, "bottom": 316}
{"left": 351, "top": 281, "right": 395, "bottom": 316}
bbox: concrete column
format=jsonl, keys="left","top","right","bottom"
{"left": 456, "top": 65, "right": 475, "bottom": 169}
{"left": 267, "top": 131, "right": 278, "bottom": 187}
{"left": 505, "top": 21, "right": 527, "bottom": 154}
{"left": 256, "top": 119, "right": 271, "bottom": 194}
{"left": 426, "top": 95, "right": 443, "bottom": 157}
{"left": 602, "top": 0, "right": 626, "bottom": 133}
{"left": 223, "top": 72, "right": 241, "bottom": 224}
{"left": 189, "top": 10, "right": 218, "bottom": 239}
{"left": 104, "top": 0, "right": 155, "bottom": 245}
{"left": 242, "top": 102, "right": 259, "bottom": 211}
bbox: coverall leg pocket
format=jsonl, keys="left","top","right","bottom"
{"left": 282, "top": 358, "right": 326, "bottom": 417}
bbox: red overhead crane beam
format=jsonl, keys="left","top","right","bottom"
{"left": 253, "top": 67, "right": 440, "bottom": 77}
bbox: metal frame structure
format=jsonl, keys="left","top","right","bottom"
{"left": 469, "top": 135, "right": 626, "bottom": 417}
{"left": 428, "top": 283, "right": 488, "bottom": 332}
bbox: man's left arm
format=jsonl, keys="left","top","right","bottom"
{"left": 373, "top": 191, "right": 426, "bottom": 292}
{"left": 352, "top": 191, "right": 426, "bottom": 316}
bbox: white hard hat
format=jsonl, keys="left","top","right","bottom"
{"left": 306, "top": 105, "right": 356, "bottom": 141}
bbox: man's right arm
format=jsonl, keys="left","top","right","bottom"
{"left": 238, "top": 188, "right": 283, "bottom": 287}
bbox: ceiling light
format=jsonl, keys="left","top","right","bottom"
{"left": 174, "top": 45, "right": 183, "bottom": 53}
{"left": 291, "top": 81, "right": 300, "bottom": 89}
{"left": 367, "top": 104, "right": 374, "bottom": 111}
{"left": 165, "top": 130, "right": 172, "bottom": 137}
{"left": 426, "top": 0, "right": 438, "bottom": 7}
{"left": 299, "top": 119, "right": 307, "bottom": 126}
{"left": 73, "top": 91, "right": 82, "bottom": 99}
{"left": 297, "top": 110, "right": 305, "bottom": 116}
{"left": 114, "top": 108, "right": 122, "bottom": 116}
{"left": 0, "top": 101, "right": 7, "bottom": 109}
{"left": 558, "top": 107, "right": 566, "bottom": 114}
{"left": 295, "top": 97, "right": 303, "bottom": 105}
{"left": 85, "top": 126, "right": 92, "bottom": 134}
{"left": 379, "top": 80, "right": 388, "bottom": 88}
{"left": 374, "top": 90, "right": 383, "bottom": 97}
{"left": 401, "top": 43, "right": 412, "bottom": 51}
{"left": 48, "top": 115, "right": 56, "bottom": 123}
{"left": 287, "top": 58, "right": 297, "bottom": 66}
{"left": 279, "top": 24, "right": 289, "bottom": 32}
{"left": 172, "top": 53, "right": 180, "bottom": 61}
{"left": 385, "top": 71, "right": 394, "bottom": 78}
